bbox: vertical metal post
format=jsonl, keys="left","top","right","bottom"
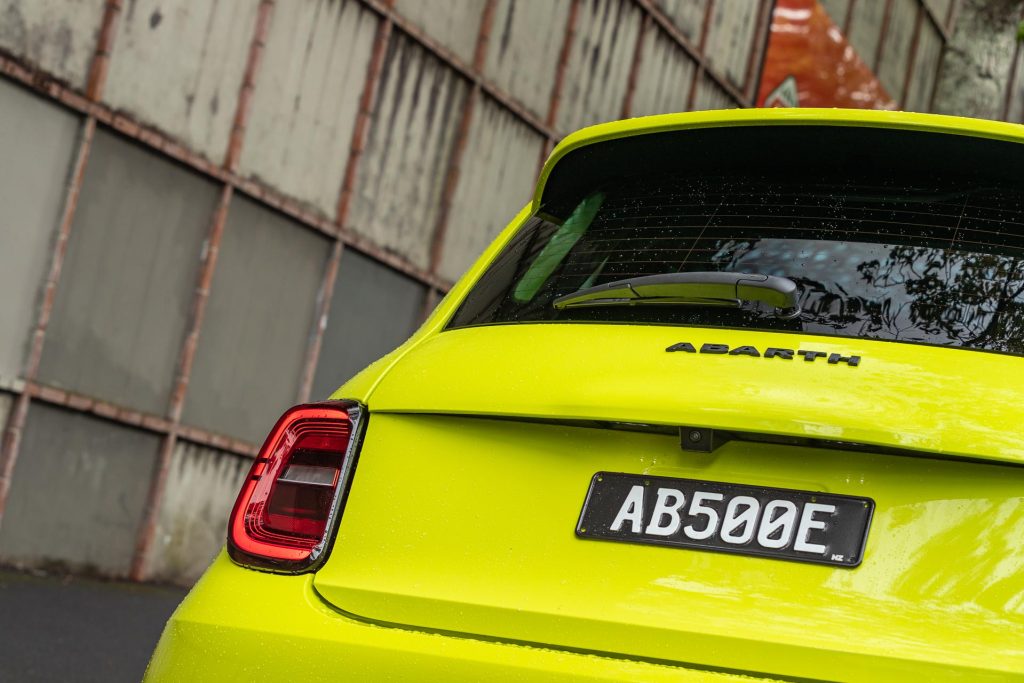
{"left": 621, "top": 13, "right": 651, "bottom": 118}
{"left": 428, "top": 0, "right": 498, "bottom": 275}
{"left": 686, "top": 0, "right": 717, "bottom": 110}
{"left": 540, "top": 0, "right": 582, "bottom": 165}
{"left": 130, "top": 0, "right": 275, "bottom": 580}
{"left": 899, "top": 3, "right": 925, "bottom": 108}
{"left": 0, "top": 0, "right": 124, "bottom": 526}
{"left": 744, "top": 0, "right": 776, "bottom": 104}
{"left": 873, "top": 0, "right": 895, "bottom": 73}
{"left": 843, "top": 0, "right": 858, "bottom": 36}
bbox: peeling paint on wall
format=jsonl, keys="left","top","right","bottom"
{"left": 104, "top": 0, "right": 260, "bottom": 161}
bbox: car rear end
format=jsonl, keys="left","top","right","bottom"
{"left": 145, "top": 109, "right": 1024, "bottom": 682}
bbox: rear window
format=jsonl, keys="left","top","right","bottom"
{"left": 449, "top": 127, "right": 1024, "bottom": 356}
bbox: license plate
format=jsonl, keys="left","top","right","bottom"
{"left": 577, "top": 472, "right": 873, "bottom": 567}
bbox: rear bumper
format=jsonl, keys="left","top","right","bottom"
{"left": 144, "top": 552, "right": 776, "bottom": 683}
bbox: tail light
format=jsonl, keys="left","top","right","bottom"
{"left": 228, "top": 401, "right": 364, "bottom": 572}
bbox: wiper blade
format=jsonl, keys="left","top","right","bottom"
{"left": 552, "top": 271, "right": 800, "bottom": 316}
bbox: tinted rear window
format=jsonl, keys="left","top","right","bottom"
{"left": 449, "top": 127, "right": 1024, "bottom": 356}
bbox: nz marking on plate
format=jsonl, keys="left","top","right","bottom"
{"left": 666, "top": 342, "right": 860, "bottom": 366}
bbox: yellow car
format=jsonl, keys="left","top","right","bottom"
{"left": 146, "top": 109, "right": 1024, "bottom": 682}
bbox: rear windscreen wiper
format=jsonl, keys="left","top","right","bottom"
{"left": 552, "top": 271, "right": 800, "bottom": 317}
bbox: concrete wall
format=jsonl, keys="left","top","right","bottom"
{"left": 10, "top": 0, "right": 979, "bottom": 585}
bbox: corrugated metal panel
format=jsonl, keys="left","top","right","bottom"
{"left": 555, "top": 0, "right": 643, "bottom": 132}
{"left": 103, "top": 0, "right": 260, "bottom": 162}
{"left": 704, "top": 0, "right": 759, "bottom": 88}
{"left": 438, "top": 97, "right": 543, "bottom": 282}
{"left": 483, "top": 0, "right": 572, "bottom": 118}
{"left": 904, "top": 18, "right": 943, "bottom": 112}
{"left": 630, "top": 25, "right": 697, "bottom": 117}
{"left": 692, "top": 76, "right": 735, "bottom": 110}
{"left": 348, "top": 33, "right": 469, "bottom": 269}
{"left": 38, "top": 130, "right": 219, "bottom": 415}
{"left": 847, "top": 0, "right": 887, "bottom": 71}
{"left": 1008, "top": 45, "right": 1024, "bottom": 124}
{"left": 0, "top": 404, "right": 159, "bottom": 576}
{"left": 658, "top": 0, "right": 709, "bottom": 44}
{"left": 183, "top": 197, "right": 330, "bottom": 443}
{"left": 877, "top": 0, "right": 918, "bottom": 101}
{"left": 312, "top": 249, "right": 425, "bottom": 400}
{"left": 0, "top": 0, "right": 105, "bottom": 88}
{"left": 146, "top": 441, "right": 248, "bottom": 584}
{"left": 393, "top": 0, "right": 486, "bottom": 65}
{"left": 238, "top": 0, "right": 378, "bottom": 217}
{"left": 818, "top": 0, "right": 851, "bottom": 28}
{"left": 0, "top": 81, "right": 80, "bottom": 385}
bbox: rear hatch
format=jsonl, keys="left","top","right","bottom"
{"left": 317, "top": 120, "right": 1024, "bottom": 680}
{"left": 314, "top": 325, "right": 1024, "bottom": 680}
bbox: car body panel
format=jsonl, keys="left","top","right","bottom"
{"left": 148, "top": 109, "right": 1024, "bottom": 681}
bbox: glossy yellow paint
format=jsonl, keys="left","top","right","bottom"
{"left": 148, "top": 109, "right": 1024, "bottom": 681}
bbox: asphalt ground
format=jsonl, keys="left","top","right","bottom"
{"left": 0, "top": 569, "right": 187, "bottom": 682}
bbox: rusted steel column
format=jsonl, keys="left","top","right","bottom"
{"left": 427, "top": 0, "right": 499, "bottom": 275}
{"left": 843, "top": 0, "right": 858, "bottom": 36}
{"left": 899, "top": 3, "right": 926, "bottom": 108}
{"left": 226, "top": 0, "right": 275, "bottom": 172}
{"left": 130, "top": 184, "right": 234, "bottom": 580}
{"left": 297, "top": 241, "right": 344, "bottom": 403}
{"left": 336, "top": 15, "right": 395, "bottom": 227}
{"left": 86, "top": 0, "right": 123, "bottom": 100}
{"left": 621, "top": 13, "right": 651, "bottom": 118}
{"left": 132, "top": 2, "right": 275, "bottom": 580}
{"left": 540, "top": 0, "right": 582, "bottom": 165}
{"left": 873, "top": 0, "right": 895, "bottom": 72}
{"left": 744, "top": 0, "right": 777, "bottom": 103}
{"left": 0, "top": 117, "right": 96, "bottom": 525}
{"left": 686, "top": 0, "right": 717, "bottom": 110}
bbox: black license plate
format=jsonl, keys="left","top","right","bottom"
{"left": 577, "top": 472, "right": 873, "bottom": 567}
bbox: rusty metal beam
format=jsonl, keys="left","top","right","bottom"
{"left": 621, "top": 13, "right": 651, "bottom": 118}
{"left": 843, "top": 0, "right": 858, "bottom": 36}
{"left": 428, "top": 0, "right": 498, "bottom": 275}
{"left": 744, "top": 0, "right": 776, "bottom": 103}
{"left": 0, "top": 54, "right": 451, "bottom": 294}
{"left": 85, "top": 0, "right": 123, "bottom": 100}
{"left": 0, "top": 117, "right": 96, "bottom": 525}
{"left": 542, "top": 0, "right": 582, "bottom": 163}
{"left": 297, "top": 241, "right": 344, "bottom": 403}
{"left": 686, "top": 0, "right": 718, "bottom": 110}
{"left": 225, "top": 0, "right": 274, "bottom": 172}
{"left": 919, "top": 0, "right": 952, "bottom": 43}
{"left": 873, "top": 0, "right": 895, "bottom": 73}
{"left": 899, "top": 2, "right": 926, "bottom": 108}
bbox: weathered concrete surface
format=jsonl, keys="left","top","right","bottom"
{"left": 932, "top": 0, "right": 1024, "bottom": 119}
{"left": 394, "top": 0, "right": 486, "bottom": 64}
{"left": 484, "top": 0, "right": 572, "bottom": 118}
{"left": 104, "top": 0, "right": 260, "bottom": 161}
{"left": 349, "top": 33, "right": 468, "bottom": 269}
{"left": 312, "top": 249, "right": 425, "bottom": 400}
{"left": 145, "top": 442, "right": 248, "bottom": 584}
{"left": 38, "top": 130, "right": 219, "bottom": 415}
{"left": 0, "top": 404, "right": 159, "bottom": 576}
{"left": 630, "top": 27, "right": 697, "bottom": 117}
{"left": 705, "top": 0, "right": 760, "bottom": 88}
{"left": 182, "top": 196, "right": 330, "bottom": 443}
{"left": 556, "top": 0, "right": 643, "bottom": 131}
{"left": 239, "top": 0, "right": 378, "bottom": 216}
{"left": 0, "top": 0, "right": 105, "bottom": 88}
{"left": 0, "top": 568, "right": 185, "bottom": 683}
{"left": 0, "top": 80, "right": 80, "bottom": 386}
{"left": 659, "top": 0, "right": 710, "bottom": 44}
{"left": 440, "top": 96, "right": 543, "bottom": 282}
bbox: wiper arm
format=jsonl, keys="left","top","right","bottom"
{"left": 552, "top": 271, "right": 800, "bottom": 316}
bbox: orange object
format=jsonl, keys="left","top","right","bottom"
{"left": 758, "top": 0, "right": 896, "bottom": 109}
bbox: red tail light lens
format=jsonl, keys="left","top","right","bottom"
{"left": 228, "top": 401, "right": 363, "bottom": 572}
